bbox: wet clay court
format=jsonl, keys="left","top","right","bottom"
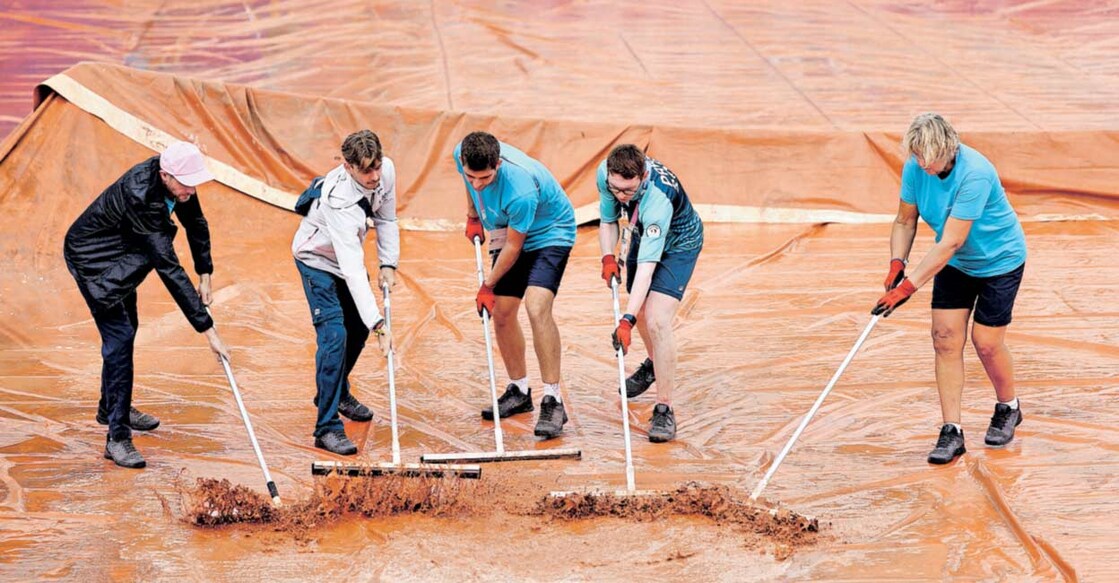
{"left": 2, "top": 2, "right": 1118, "bottom": 581}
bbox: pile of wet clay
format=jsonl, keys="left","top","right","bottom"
{"left": 184, "top": 478, "right": 821, "bottom": 558}
{"left": 184, "top": 474, "right": 487, "bottom": 529}
{"left": 537, "top": 482, "right": 821, "bottom": 559}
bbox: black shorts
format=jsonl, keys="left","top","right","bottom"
{"left": 491, "top": 245, "right": 572, "bottom": 298}
{"left": 931, "top": 262, "right": 1025, "bottom": 327}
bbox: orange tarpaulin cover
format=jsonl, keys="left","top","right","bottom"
{"left": 1, "top": 1, "right": 1117, "bottom": 580}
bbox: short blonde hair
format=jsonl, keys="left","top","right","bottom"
{"left": 902, "top": 113, "right": 959, "bottom": 164}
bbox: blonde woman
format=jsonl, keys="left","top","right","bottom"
{"left": 873, "top": 113, "right": 1027, "bottom": 464}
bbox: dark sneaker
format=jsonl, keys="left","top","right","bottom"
{"left": 104, "top": 436, "right": 146, "bottom": 469}
{"left": 481, "top": 384, "right": 534, "bottom": 420}
{"left": 96, "top": 407, "right": 161, "bottom": 431}
{"left": 625, "top": 358, "right": 656, "bottom": 398}
{"left": 984, "top": 403, "right": 1023, "bottom": 447}
{"left": 534, "top": 396, "right": 568, "bottom": 439}
{"left": 648, "top": 403, "right": 676, "bottom": 443}
{"left": 927, "top": 424, "right": 966, "bottom": 464}
{"left": 338, "top": 394, "right": 374, "bottom": 422}
{"left": 314, "top": 430, "right": 358, "bottom": 456}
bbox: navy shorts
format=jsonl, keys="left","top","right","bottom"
{"left": 931, "top": 262, "right": 1025, "bottom": 327}
{"left": 626, "top": 245, "right": 701, "bottom": 301}
{"left": 491, "top": 245, "right": 572, "bottom": 298}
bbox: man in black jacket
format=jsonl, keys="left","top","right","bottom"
{"left": 64, "top": 141, "right": 230, "bottom": 469}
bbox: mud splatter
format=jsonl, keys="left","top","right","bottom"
{"left": 182, "top": 474, "right": 490, "bottom": 529}
{"left": 181, "top": 477, "right": 822, "bottom": 558}
{"left": 535, "top": 482, "right": 822, "bottom": 559}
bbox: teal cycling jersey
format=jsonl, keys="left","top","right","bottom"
{"left": 597, "top": 157, "right": 703, "bottom": 263}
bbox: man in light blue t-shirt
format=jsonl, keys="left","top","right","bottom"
{"left": 453, "top": 131, "right": 576, "bottom": 439}
{"left": 874, "top": 113, "right": 1028, "bottom": 465}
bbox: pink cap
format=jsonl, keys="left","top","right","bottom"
{"left": 160, "top": 141, "right": 214, "bottom": 187}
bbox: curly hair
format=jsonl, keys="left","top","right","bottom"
{"left": 341, "top": 130, "right": 383, "bottom": 171}
{"left": 460, "top": 131, "right": 501, "bottom": 171}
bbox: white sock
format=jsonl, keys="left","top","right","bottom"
{"left": 999, "top": 397, "right": 1019, "bottom": 410}
{"left": 543, "top": 383, "right": 562, "bottom": 402}
{"left": 947, "top": 422, "right": 962, "bottom": 433}
{"left": 511, "top": 377, "right": 528, "bottom": 395}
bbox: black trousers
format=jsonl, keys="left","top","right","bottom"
{"left": 90, "top": 292, "right": 139, "bottom": 441}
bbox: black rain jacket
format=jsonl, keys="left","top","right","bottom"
{"left": 63, "top": 156, "right": 214, "bottom": 332}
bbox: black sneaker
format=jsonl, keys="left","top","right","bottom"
{"left": 338, "top": 394, "right": 374, "bottom": 422}
{"left": 314, "top": 430, "right": 358, "bottom": 455}
{"left": 534, "top": 396, "right": 568, "bottom": 439}
{"left": 104, "top": 436, "right": 146, "bottom": 469}
{"left": 625, "top": 359, "right": 656, "bottom": 398}
{"left": 481, "top": 384, "right": 534, "bottom": 420}
{"left": 984, "top": 403, "right": 1023, "bottom": 447}
{"left": 96, "top": 407, "right": 161, "bottom": 431}
{"left": 648, "top": 403, "right": 676, "bottom": 443}
{"left": 927, "top": 424, "right": 966, "bottom": 464}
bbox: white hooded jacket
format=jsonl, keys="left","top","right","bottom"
{"left": 291, "top": 159, "right": 400, "bottom": 329}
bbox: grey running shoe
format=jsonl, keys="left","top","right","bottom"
{"left": 927, "top": 424, "right": 966, "bottom": 464}
{"left": 338, "top": 394, "right": 374, "bottom": 422}
{"left": 533, "top": 396, "right": 568, "bottom": 439}
{"left": 984, "top": 403, "right": 1023, "bottom": 447}
{"left": 97, "top": 407, "right": 160, "bottom": 431}
{"left": 314, "top": 430, "right": 358, "bottom": 455}
{"left": 626, "top": 358, "right": 656, "bottom": 398}
{"left": 481, "top": 384, "right": 534, "bottom": 420}
{"left": 648, "top": 403, "right": 676, "bottom": 443}
{"left": 104, "top": 436, "right": 146, "bottom": 469}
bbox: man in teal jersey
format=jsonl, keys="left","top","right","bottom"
{"left": 454, "top": 131, "right": 577, "bottom": 439}
{"left": 874, "top": 113, "right": 1028, "bottom": 464}
{"left": 598, "top": 144, "right": 704, "bottom": 443}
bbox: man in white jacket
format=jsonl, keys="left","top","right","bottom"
{"left": 292, "top": 130, "right": 398, "bottom": 455}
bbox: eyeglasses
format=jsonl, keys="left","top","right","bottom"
{"left": 606, "top": 182, "right": 643, "bottom": 197}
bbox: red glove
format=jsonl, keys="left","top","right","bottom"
{"left": 884, "top": 258, "right": 906, "bottom": 291}
{"left": 465, "top": 216, "right": 485, "bottom": 244}
{"left": 476, "top": 282, "right": 495, "bottom": 317}
{"left": 873, "top": 278, "right": 916, "bottom": 317}
{"left": 601, "top": 255, "right": 621, "bottom": 287}
{"left": 612, "top": 315, "right": 635, "bottom": 355}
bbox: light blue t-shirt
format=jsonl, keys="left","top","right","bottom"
{"left": 597, "top": 157, "right": 703, "bottom": 263}
{"left": 900, "top": 144, "right": 1026, "bottom": 277}
{"left": 165, "top": 198, "right": 176, "bottom": 215}
{"left": 453, "top": 141, "right": 575, "bottom": 252}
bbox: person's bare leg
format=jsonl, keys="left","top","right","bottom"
{"left": 635, "top": 305, "right": 652, "bottom": 364}
{"left": 523, "top": 286, "right": 560, "bottom": 384}
{"left": 931, "top": 309, "right": 971, "bottom": 425}
{"left": 971, "top": 323, "right": 1015, "bottom": 403}
{"left": 644, "top": 292, "right": 680, "bottom": 406}
{"left": 491, "top": 295, "right": 526, "bottom": 380}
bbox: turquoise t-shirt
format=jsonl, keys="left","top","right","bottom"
{"left": 453, "top": 141, "right": 575, "bottom": 251}
{"left": 597, "top": 157, "right": 703, "bottom": 263}
{"left": 165, "top": 198, "right": 176, "bottom": 215}
{"left": 900, "top": 144, "right": 1026, "bottom": 277}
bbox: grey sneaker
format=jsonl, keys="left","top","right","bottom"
{"left": 481, "top": 384, "right": 534, "bottom": 420}
{"left": 984, "top": 403, "right": 1023, "bottom": 447}
{"left": 104, "top": 436, "right": 146, "bottom": 469}
{"left": 626, "top": 359, "right": 656, "bottom": 398}
{"left": 96, "top": 407, "right": 160, "bottom": 431}
{"left": 338, "top": 394, "right": 374, "bottom": 422}
{"left": 314, "top": 430, "right": 358, "bottom": 455}
{"left": 927, "top": 424, "right": 966, "bottom": 464}
{"left": 648, "top": 403, "right": 676, "bottom": 443}
{"left": 533, "top": 396, "right": 568, "bottom": 439}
